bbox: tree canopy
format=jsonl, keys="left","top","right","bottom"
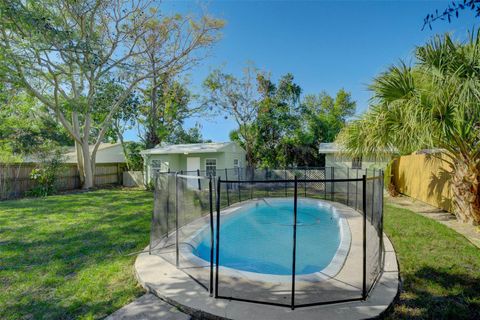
{"left": 338, "top": 31, "right": 480, "bottom": 224}
{"left": 0, "top": 0, "right": 224, "bottom": 187}
{"left": 203, "top": 66, "right": 356, "bottom": 168}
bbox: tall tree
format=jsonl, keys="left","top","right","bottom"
{"left": 138, "top": 77, "right": 205, "bottom": 148}
{"left": 254, "top": 73, "right": 301, "bottom": 167}
{"left": 338, "top": 32, "right": 480, "bottom": 224}
{"left": 137, "top": 11, "right": 223, "bottom": 149}
{"left": 0, "top": 0, "right": 223, "bottom": 188}
{"left": 205, "top": 66, "right": 355, "bottom": 168}
{"left": 0, "top": 92, "right": 72, "bottom": 156}
{"left": 203, "top": 66, "right": 260, "bottom": 167}
{"left": 166, "top": 123, "right": 211, "bottom": 144}
{"left": 423, "top": 0, "right": 480, "bottom": 29}
{"left": 92, "top": 80, "right": 140, "bottom": 170}
{"left": 302, "top": 89, "right": 356, "bottom": 143}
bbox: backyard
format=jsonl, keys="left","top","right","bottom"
{"left": 0, "top": 189, "right": 152, "bottom": 320}
{"left": 0, "top": 189, "right": 479, "bottom": 319}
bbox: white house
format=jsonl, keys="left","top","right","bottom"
{"left": 141, "top": 142, "right": 246, "bottom": 184}
{"left": 22, "top": 142, "right": 127, "bottom": 164}
{"left": 63, "top": 143, "right": 126, "bottom": 164}
{"left": 319, "top": 142, "right": 390, "bottom": 170}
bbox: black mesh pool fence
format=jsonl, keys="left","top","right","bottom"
{"left": 150, "top": 167, "right": 384, "bottom": 308}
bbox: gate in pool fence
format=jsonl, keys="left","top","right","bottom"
{"left": 149, "top": 167, "right": 384, "bottom": 309}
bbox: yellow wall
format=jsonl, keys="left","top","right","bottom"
{"left": 392, "top": 153, "right": 453, "bottom": 212}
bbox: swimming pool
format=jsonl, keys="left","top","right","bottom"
{"left": 185, "top": 198, "right": 351, "bottom": 281}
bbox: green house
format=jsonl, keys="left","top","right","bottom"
{"left": 141, "top": 142, "right": 246, "bottom": 183}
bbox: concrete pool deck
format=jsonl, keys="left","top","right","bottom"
{"left": 136, "top": 199, "right": 399, "bottom": 319}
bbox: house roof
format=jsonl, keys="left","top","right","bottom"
{"left": 63, "top": 143, "right": 126, "bottom": 163}
{"left": 22, "top": 142, "right": 126, "bottom": 163}
{"left": 413, "top": 148, "right": 446, "bottom": 155}
{"left": 319, "top": 142, "right": 397, "bottom": 154}
{"left": 141, "top": 142, "right": 238, "bottom": 156}
{"left": 318, "top": 143, "right": 344, "bottom": 154}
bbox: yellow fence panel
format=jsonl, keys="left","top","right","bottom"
{"left": 391, "top": 153, "right": 453, "bottom": 212}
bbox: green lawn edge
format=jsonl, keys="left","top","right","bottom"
{"left": 1, "top": 191, "right": 479, "bottom": 319}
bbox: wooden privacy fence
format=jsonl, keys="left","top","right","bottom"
{"left": 0, "top": 163, "right": 125, "bottom": 200}
{"left": 391, "top": 153, "right": 453, "bottom": 212}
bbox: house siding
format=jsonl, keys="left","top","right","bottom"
{"left": 143, "top": 143, "right": 246, "bottom": 184}
{"left": 324, "top": 153, "right": 390, "bottom": 193}
{"left": 325, "top": 154, "right": 389, "bottom": 171}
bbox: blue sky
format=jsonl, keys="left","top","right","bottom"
{"left": 124, "top": 0, "right": 478, "bottom": 142}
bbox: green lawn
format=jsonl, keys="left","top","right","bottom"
{"left": 1, "top": 190, "right": 479, "bottom": 319}
{"left": 384, "top": 203, "right": 480, "bottom": 319}
{"left": 0, "top": 189, "right": 152, "bottom": 320}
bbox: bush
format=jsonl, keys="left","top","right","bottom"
{"left": 384, "top": 159, "right": 399, "bottom": 197}
{"left": 124, "top": 142, "right": 144, "bottom": 171}
{"left": 26, "top": 149, "right": 64, "bottom": 197}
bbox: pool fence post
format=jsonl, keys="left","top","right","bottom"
{"left": 209, "top": 177, "right": 214, "bottom": 296}
{"left": 284, "top": 169, "right": 287, "bottom": 196}
{"left": 165, "top": 173, "right": 169, "bottom": 238}
{"left": 304, "top": 168, "right": 307, "bottom": 197}
{"left": 175, "top": 172, "right": 179, "bottom": 268}
{"left": 379, "top": 170, "right": 385, "bottom": 271}
{"left": 237, "top": 168, "right": 242, "bottom": 202}
{"left": 355, "top": 168, "right": 359, "bottom": 210}
{"left": 346, "top": 167, "right": 350, "bottom": 206}
{"left": 331, "top": 167, "right": 335, "bottom": 201}
{"left": 265, "top": 168, "right": 269, "bottom": 197}
{"left": 197, "top": 169, "right": 201, "bottom": 190}
{"left": 225, "top": 168, "right": 230, "bottom": 206}
{"left": 372, "top": 169, "right": 376, "bottom": 221}
{"left": 250, "top": 168, "right": 253, "bottom": 200}
{"left": 362, "top": 174, "right": 367, "bottom": 300}
{"left": 324, "top": 167, "right": 327, "bottom": 200}
{"left": 215, "top": 177, "right": 221, "bottom": 298}
{"left": 150, "top": 173, "right": 158, "bottom": 255}
{"left": 291, "top": 176, "right": 298, "bottom": 310}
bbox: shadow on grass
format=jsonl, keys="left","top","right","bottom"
{"left": 0, "top": 189, "right": 153, "bottom": 319}
{"left": 384, "top": 204, "right": 480, "bottom": 320}
{"left": 389, "top": 266, "right": 480, "bottom": 319}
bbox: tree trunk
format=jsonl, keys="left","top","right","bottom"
{"left": 81, "top": 139, "right": 94, "bottom": 189}
{"left": 72, "top": 112, "right": 85, "bottom": 186}
{"left": 145, "top": 58, "right": 159, "bottom": 149}
{"left": 451, "top": 158, "right": 480, "bottom": 225}
{"left": 245, "top": 144, "right": 256, "bottom": 169}
{"left": 74, "top": 140, "right": 85, "bottom": 186}
{"left": 117, "top": 133, "right": 130, "bottom": 171}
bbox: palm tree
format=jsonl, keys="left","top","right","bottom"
{"left": 338, "top": 31, "right": 480, "bottom": 224}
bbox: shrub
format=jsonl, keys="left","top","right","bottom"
{"left": 384, "top": 159, "right": 399, "bottom": 197}
{"left": 124, "top": 142, "right": 144, "bottom": 171}
{"left": 26, "top": 149, "right": 64, "bottom": 197}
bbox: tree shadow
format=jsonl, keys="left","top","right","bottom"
{"left": 0, "top": 189, "right": 152, "bottom": 319}
{"left": 388, "top": 266, "right": 480, "bottom": 319}
{"left": 426, "top": 157, "right": 453, "bottom": 214}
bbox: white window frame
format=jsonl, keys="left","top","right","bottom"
{"left": 233, "top": 159, "right": 239, "bottom": 168}
{"left": 205, "top": 158, "right": 217, "bottom": 176}
{"left": 149, "top": 160, "right": 169, "bottom": 179}
{"left": 352, "top": 156, "right": 362, "bottom": 169}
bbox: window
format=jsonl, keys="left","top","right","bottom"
{"left": 233, "top": 159, "right": 239, "bottom": 168}
{"left": 150, "top": 160, "right": 169, "bottom": 179}
{"left": 205, "top": 159, "right": 217, "bottom": 176}
{"left": 151, "top": 160, "right": 169, "bottom": 172}
{"left": 352, "top": 157, "right": 362, "bottom": 169}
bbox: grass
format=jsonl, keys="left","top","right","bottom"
{"left": 0, "top": 188, "right": 152, "bottom": 320}
{"left": 383, "top": 203, "right": 480, "bottom": 319}
{"left": 1, "top": 188, "right": 479, "bottom": 319}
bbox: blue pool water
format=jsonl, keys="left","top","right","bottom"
{"left": 194, "top": 199, "right": 342, "bottom": 275}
